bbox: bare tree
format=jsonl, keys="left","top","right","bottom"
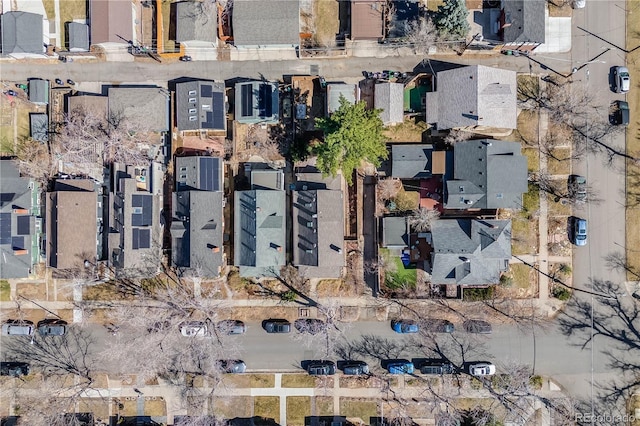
{"left": 405, "top": 16, "right": 439, "bottom": 54}
{"left": 408, "top": 206, "right": 440, "bottom": 232}
{"left": 529, "top": 171, "right": 601, "bottom": 206}
{"left": 14, "top": 139, "right": 57, "bottom": 186}
{"left": 377, "top": 178, "right": 402, "bottom": 201}
{"left": 443, "top": 129, "right": 473, "bottom": 146}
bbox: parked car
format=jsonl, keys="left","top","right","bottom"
{"left": 216, "top": 320, "right": 246, "bottom": 335}
{"left": 263, "top": 319, "right": 291, "bottom": 334}
{"left": 67, "top": 79, "right": 75, "bottom": 85}
{"left": 463, "top": 320, "right": 492, "bottom": 334}
{"left": 0, "top": 362, "right": 30, "bottom": 377}
{"left": 217, "top": 360, "right": 246, "bottom": 374}
{"left": 572, "top": 218, "right": 588, "bottom": 246}
{"left": 386, "top": 360, "right": 414, "bottom": 375}
{"left": 307, "top": 360, "right": 336, "bottom": 376}
{"left": 468, "top": 363, "right": 496, "bottom": 377}
{"left": 179, "top": 55, "right": 192, "bottom": 62}
{"left": 180, "top": 321, "right": 208, "bottom": 337}
{"left": 294, "top": 318, "right": 325, "bottom": 335}
{"left": 1, "top": 320, "right": 34, "bottom": 336}
{"left": 341, "top": 361, "right": 369, "bottom": 375}
{"left": 37, "top": 319, "right": 67, "bottom": 336}
{"left": 55, "top": 78, "right": 64, "bottom": 85}
{"left": 418, "top": 361, "right": 456, "bottom": 375}
{"left": 4, "top": 89, "right": 17, "bottom": 96}
{"left": 568, "top": 175, "right": 587, "bottom": 202}
{"left": 422, "top": 319, "right": 455, "bottom": 333}
{"left": 614, "top": 100, "right": 629, "bottom": 126}
{"left": 391, "top": 319, "right": 419, "bottom": 334}
{"left": 614, "top": 66, "right": 630, "bottom": 93}
{"left": 59, "top": 56, "right": 73, "bottom": 63}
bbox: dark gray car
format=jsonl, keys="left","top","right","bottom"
{"left": 0, "top": 362, "right": 30, "bottom": 377}
{"left": 216, "top": 320, "right": 246, "bottom": 335}
{"left": 217, "top": 360, "right": 246, "bottom": 374}
{"left": 422, "top": 319, "right": 455, "bottom": 333}
{"left": 307, "top": 360, "right": 336, "bottom": 376}
{"left": 342, "top": 361, "right": 369, "bottom": 375}
{"left": 37, "top": 319, "right": 67, "bottom": 336}
{"left": 263, "top": 319, "right": 291, "bottom": 333}
{"left": 463, "top": 320, "right": 492, "bottom": 334}
{"left": 419, "top": 361, "right": 456, "bottom": 375}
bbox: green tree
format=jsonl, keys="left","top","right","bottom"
{"left": 314, "top": 97, "right": 387, "bottom": 184}
{"left": 432, "top": 0, "right": 470, "bottom": 39}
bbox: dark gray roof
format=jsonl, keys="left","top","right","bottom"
{"left": 175, "top": 80, "right": 226, "bottom": 131}
{"left": 391, "top": 145, "right": 434, "bottom": 179}
{"left": 28, "top": 79, "right": 49, "bottom": 105}
{"left": 172, "top": 191, "right": 224, "bottom": 277}
{"left": 293, "top": 190, "right": 344, "bottom": 278}
{"left": 0, "top": 11, "right": 43, "bottom": 54}
{"left": 326, "top": 84, "right": 357, "bottom": 115}
{"left": 0, "top": 160, "right": 33, "bottom": 278}
{"left": 234, "top": 81, "right": 280, "bottom": 124}
{"left": 68, "top": 22, "right": 90, "bottom": 51}
{"left": 444, "top": 140, "right": 527, "bottom": 210}
{"left": 108, "top": 87, "right": 170, "bottom": 132}
{"left": 382, "top": 216, "right": 408, "bottom": 248}
{"left": 374, "top": 82, "right": 404, "bottom": 125}
{"left": 176, "top": 156, "right": 223, "bottom": 191}
{"left": 294, "top": 171, "right": 343, "bottom": 191}
{"left": 232, "top": 0, "right": 300, "bottom": 46}
{"left": 30, "top": 113, "right": 48, "bottom": 142}
{"left": 234, "top": 190, "right": 286, "bottom": 277}
{"left": 502, "top": 0, "right": 546, "bottom": 44}
{"left": 430, "top": 219, "right": 511, "bottom": 286}
{"left": 251, "top": 169, "right": 284, "bottom": 190}
{"left": 175, "top": 1, "right": 217, "bottom": 43}
{"left": 434, "top": 65, "right": 517, "bottom": 130}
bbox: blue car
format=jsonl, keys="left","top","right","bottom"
{"left": 387, "top": 360, "right": 414, "bottom": 374}
{"left": 391, "top": 319, "right": 419, "bottom": 333}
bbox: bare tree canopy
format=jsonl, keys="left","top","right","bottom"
{"left": 408, "top": 207, "right": 440, "bottom": 232}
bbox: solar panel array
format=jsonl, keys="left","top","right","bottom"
{"left": 0, "top": 213, "right": 11, "bottom": 245}
{"left": 241, "top": 84, "right": 253, "bottom": 117}
{"left": 198, "top": 157, "right": 221, "bottom": 192}
{"left": 131, "top": 194, "right": 152, "bottom": 227}
{"left": 17, "top": 215, "right": 30, "bottom": 235}
{"left": 132, "top": 228, "right": 151, "bottom": 250}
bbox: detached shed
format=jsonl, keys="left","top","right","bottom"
{"left": 326, "top": 83, "right": 357, "bottom": 115}
{"left": 28, "top": 79, "right": 49, "bottom": 105}
{"left": 30, "top": 113, "right": 48, "bottom": 142}
{"left": 375, "top": 82, "right": 404, "bottom": 125}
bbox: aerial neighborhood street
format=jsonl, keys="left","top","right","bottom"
{"left": 0, "top": 0, "right": 639, "bottom": 425}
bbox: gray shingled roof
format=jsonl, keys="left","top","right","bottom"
{"left": 108, "top": 87, "right": 170, "bottom": 132}
{"left": 0, "top": 160, "right": 33, "bottom": 278}
{"left": 434, "top": 65, "right": 517, "bottom": 130}
{"left": 175, "top": 1, "right": 217, "bottom": 43}
{"left": 234, "top": 190, "right": 286, "bottom": 277}
{"left": 30, "top": 113, "right": 48, "bottom": 142}
{"left": 172, "top": 190, "right": 224, "bottom": 277}
{"left": 175, "top": 80, "right": 226, "bottom": 131}
{"left": 326, "top": 83, "right": 357, "bottom": 115}
{"left": 175, "top": 156, "right": 223, "bottom": 191}
{"left": 68, "top": 22, "right": 90, "bottom": 51}
{"left": 232, "top": 0, "right": 300, "bottom": 46}
{"left": 374, "top": 82, "right": 404, "bottom": 125}
{"left": 391, "top": 145, "right": 434, "bottom": 179}
{"left": 430, "top": 219, "right": 511, "bottom": 286}
{"left": 444, "top": 140, "right": 527, "bottom": 210}
{"left": 502, "top": 0, "right": 546, "bottom": 44}
{"left": 28, "top": 79, "right": 49, "bottom": 105}
{"left": 251, "top": 169, "right": 284, "bottom": 190}
{"left": 0, "top": 11, "right": 43, "bottom": 54}
{"left": 234, "top": 81, "right": 280, "bottom": 124}
{"left": 382, "top": 216, "right": 408, "bottom": 248}
{"left": 293, "top": 190, "right": 344, "bottom": 278}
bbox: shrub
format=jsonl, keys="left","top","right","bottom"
{"left": 530, "top": 375, "right": 543, "bottom": 390}
{"left": 463, "top": 286, "right": 495, "bottom": 301}
{"left": 552, "top": 285, "right": 571, "bottom": 301}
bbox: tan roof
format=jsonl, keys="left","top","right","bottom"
{"left": 90, "top": 0, "right": 133, "bottom": 44}
{"left": 67, "top": 95, "right": 108, "bottom": 118}
{"left": 351, "top": 0, "right": 384, "bottom": 40}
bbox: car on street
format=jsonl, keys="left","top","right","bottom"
{"left": 37, "top": 319, "right": 67, "bottom": 336}
{"left": 463, "top": 320, "right": 492, "bottom": 334}
{"left": 67, "top": 79, "right": 75, "bottom": 85}
{"left": 216, "top": 320, "right": 246, "bottom": 335}
{"left": 59, "top": 56, "right": 73, "bottom": 62}
{"left": 307, "top": 360, "right": 336, "bottom": 376}
{"left": 1, "top": 320, "right": 34, "bottom": 336}
{"left": 468, "top": 363, "right": 496, "bottom": 377}
{"left": 55, "top": 78, "right": 64, "bottom": 85}
{"left": 341, "top": 361, "right": 369, "bottom": 375}
{"left": 0, "top": 362, "right": 30, "bottom": 377}
{"left": 179, "top": 55, "right": 192, "bottom": 62}
{"left": 572, "top": 218, "right": 588, "bottom": 246}
{"left": 263, "top": 319, "right": 291, "bottom": 333}
{"left": 294, "top": 318, "right": 325, "bottom": 334}
{"left": 216, "top": 360, "right": 246, "bottom": 374}
{"left": 386, "top": 360, "right": 414, "bottom": 375}
{"left": 422, "top": 319, "right": 455, "bottom": 333}
{"left": 614, "top": 66, "right": 630, "bottom": 93}
{"left": 391, "top": 319, "right": 419, "bottom": 333}
{"left": 568, "top": 175, "right": 587, "bottom": 202}
{"left": 418, "top": 361, "right": 456, "bottom": 375}
{"left": 613, "top": 100, "right": 629, "bottom": 126}
{"left": 180, "top": 321, "right": 208, "bottom": 337}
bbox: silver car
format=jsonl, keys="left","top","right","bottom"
{"left": 2, "top": 320, "right": 34, "bottom": 336}
{"left": 614, "top": 66, "right": 630, "bottom": 93}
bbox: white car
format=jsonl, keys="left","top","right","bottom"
{"left": 614, "top": 66, "right": 630, "bottom": 93}
{"left": 180, "top": 321, "right": 208, "bottom": 337}
{"left": 468, "top": 363, "right": 496, "bottom": 377}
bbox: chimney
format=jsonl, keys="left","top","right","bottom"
{"left": 211, "top": 246, "right": 220, "bottom": 253}
{"left": 13, "top": 249, "right": 28, "bottom": 255}
{"left": 13, "top": 209, "right": 28, "bottom": 214}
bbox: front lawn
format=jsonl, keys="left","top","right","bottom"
{"left": 380, "top": 248, "right": 417, "bottom": 289}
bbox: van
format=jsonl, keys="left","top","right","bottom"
{"left": 615, "top": 101, "right": 629, "bottom": 126}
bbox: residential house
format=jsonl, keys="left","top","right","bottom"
{"left": 175, "top": 80, "right": 226, "bottom": 133}
{"left": 250, "top": 168, "right": 284, "bottom": 191}
{"left": 67, "top": 22, "right": 90, "bottom": 51}
{"left": 89, "top": 0, "right": 133, "bottom": 45}
{"left": 172, "top": 156, "right": 225, "bottom": 277}
{"left": 375, "top": 82, "right": 404, "bottom": 125}
{"left": 174, "top": 1, "right": 217, "bottom": 46}
{"left": 46, "top": 179, "right": 98, "bottom": 270}
{"left": 232, "top": 0, "right": 300, "bottom": 48}
{"left": 391, "top": 145, "right": 447, "bottom": 180}
{"left": 0, "top": 160, "right": 35, "bottom": 278}
{"left": 0, "top": 11, "right": 44, "bottom": 55}
{"left": 28, "top": 79, "right": 49, "bottom": 105}
{"left": 498, "top": 0, "right": 546, "bottom": 52}
{"left": 425, "top": 65, "right": 517, "bottom": 130}
{"left": 29, "top": 113, "right": 48, "bottom": 142}
{"left": 382, "top": 216, "right": 408, "bottom": 249}
{"left": 350, "top": 0, "right": 384, "bottom": 41}
{"left": 326, "top": 83, "right": 358, "bottom": 115}
{"left": 444, "top": 140, "right": 527, "bottom": 210}
{"left": 430, "top": 219, "right": 511, "bottom": 287}
{"left": 108, "top": 87, "right": 170, "bottom": 132}
{"left": 234, "top": 81, "right": 279, "bottom": 124}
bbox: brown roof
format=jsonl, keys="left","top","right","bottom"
{"left": 67, "top": 95, "right": 108, "bottom": 118}
{"left": 350, "top": 0, "right": 384, "bottom": 40}
{"left": 90, "top": 0, "right": 133, "bottom": 44}
{"left": 47, "top": 181, "right": 97, "bottom": 270}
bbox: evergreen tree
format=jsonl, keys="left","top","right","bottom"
{"left": 432, "top": 0, "right": 471, "bottom": 39}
